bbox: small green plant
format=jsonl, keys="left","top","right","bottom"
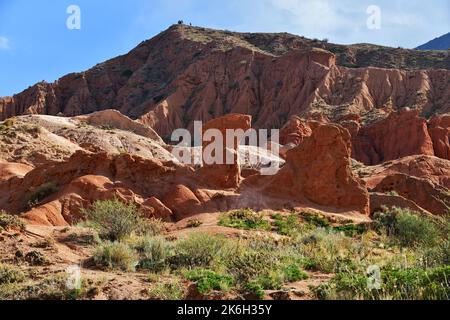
{"left": 0, "top": 211, "right": 25, "bottom": 231}
{"left": 374, "top": 207, "right": 439, "bottom": 247}
{"left": 219, "top": 209, "right": 270, "bottom": 231}
{"left": 93, "top": 242, "right": 138, "bottom": 272}
{"left": 313, "top": 266, "right": 450, "bottom": 300}
{"left": 170, "top": 233, "right": 225, "bottom": 269}
{"left": 148, "top": 278, "right": 185, "bottom": 300}
{"left": 186, "top": 219, "right": 203, "bottom": 228}
{"left": 333, "top": 224, "right": 368, "bottom": 237}
{"left": 134, "top": 236, "right": 171, "bottom": 272}
{"left": 271, "top": 213, "right": 305, "bottom": 236}
{"left": 301, "top": 212, "right": 331, "bottom": 228}
{"left": 0, "top": 264, "right": 25, "bottom": 285}
{"left": 26, "top": 182, "right": 59, "bottom": 208}
{"left": 82, "top": 199, "right": 147, "bottom": 241}
{"left": 282, "top": 264, "right": 308, "bottom": 282}
{"left": 184, "top": 269, "right": 233, "bottom": 294}
{"left": 121, "top": 69, "right": 133, "bottom": 78}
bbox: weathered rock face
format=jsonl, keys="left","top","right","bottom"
{"left": 162, "top": 184, "right": 202, "bottom": 220}
{"left": 0, "top": 161, "right": 33, "bottom": 181}
{"left": 364, "top": 155, "right": 450, "bottom": 190}
{"left": 75, "top": 109, "right": 163, "bottom": 143}
{"left": 1, "top": 25, "right": 449, "bottom": 140}
{"left": 372, "top": 173, "right": 450, "bottom": 216}
{"left": 351, "top": 109, "right": 435, "bottom": 165}
{"left": 428, "top": 115, "right": 450, "bottom": 160}
{"left": 369, "top": 192, "right": 432, "bottom": 216}
{"left": 279, "top": 117, "right": 316, "bottom": 145}
{"left": 0, "top": 151, "right": 196, "bottom": 225}
{"left": 349, "top": 111, "right": 450, "bottom": 166}
{"left": 246, "top": 124, "right": 370, "bottom": 215}
{"left": 198, "top": 114, "right": 252, "bottom": 189}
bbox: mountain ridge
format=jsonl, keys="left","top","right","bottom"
{"left": 1, "top": 24, "right": 449, "bottom": 138}
{"left": 417, "top": 32, "right": 450, "bottom": 50}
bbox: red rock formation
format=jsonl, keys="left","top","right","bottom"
{"left": 369, "top": 192, "right": 431, "bottom": 216}
{"left": 198, "top": 114, "right": 252, "bottom": 189}
{"left": 0, "top": 161, "right": 33, "bottom": 181}
{"left": 428, "top": 115, "right": 450, "bottom": 160}
{"left": 351, "top": 109, "right": 435, "bottom": 165}
{"left": 142, "top": 197, "right": 173, "bottom": 220}
{"left": 0, "top": 151, "right": 195, "bottom": 224}
{"left": 364, "top": 155, "right": 450, "bottom": 190}
{"left": 162, "top": 185, "right": 202, "bottom": 221}
{"left": 1, "top": 26, "right": 448, "bottom": 141}
{"left": 279, "top": 117, "right": 315, "bottom": 145}
{"left": 372, "top": 173, "right": 450, "bottom": 216}
{"left": 245, "top": 124, "right": 370, "bottom": 215}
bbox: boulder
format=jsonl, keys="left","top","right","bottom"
{"left": 162, "top": 185, "right": 202, "bottom": 220}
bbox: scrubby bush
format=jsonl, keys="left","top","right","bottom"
{"left": 219, "top": 209, "right": 270, "bottom": 231}
{"left": 134, "top": 236, "right": 171, "bottom": 272}
{"left": 148, "top": 278, "right": 184, "bottom": 300}
{"left": 282, "top": 264, "right": 308, "bottom": 282}
{"left": 0, "top": 211, "right": 25, "bottom": 231}
{"left": 170, "top": 233, "right": 225, "bottom": 269}
{"left": 184, "top": 269, "right": 233, "bottom": 294}
{"left": 26, "top": 182, "right": 59, "bottom": 208}
{"left": 301, "top": 212, "right": 331, "bottom": 228}
{"left": 313, "top": 266, "right": 450, "bottom": 300}
{"left": 295, "top": 228, "right": 364, "bottom": 273}
{"left": 374, "top": 207, "right": 439, "bottom": 247}
{"left": 82, "top": 199, "right": 147, "bottom": 241}
{"left": 93, "top": 242, "right": 138, "bottom": 272}
{"left": 0, "top": 264, "right": 25, "bottom": 285}
{"left": 271, "top": 213, "right": 306, "bottom": 236}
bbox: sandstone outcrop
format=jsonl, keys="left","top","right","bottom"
{"left": 0, "top": 160, "right": 33, "bottom": 181}
{"left": 0, "top": 113, "right": 175, "bottom": 166}
{"left": 1, "top": 25, "right": 448, "bottom": 141}
{"left": 351, "top": 109, "right": 435, "bottom": 165}
{"left": 0, "top": 151, "right": 195, "bottom": 225}
{"left": 369, "top": 192, "right": 432, "bottom": 216}
{"left": 372, "top": 173, "right": 450, "bottom": 216}
{"left": 198, "top": 114, "right": 252, "bottom": 189}
{"left": 363, "top": 155, "right": 450, "bottom": 189}
{"left": 245, "top": 124, "right": 370, "bottom": 215}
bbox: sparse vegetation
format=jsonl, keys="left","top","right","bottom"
{"left": 373, "top": 207, "right": 440, "bottom": 248}
{"left": 93, "top": 241, "right": 138, "bottom": 272}
{"left": 170, "top": 233, "right": 226, "bottom": 269}
{"left": 219, "top": 209, "right": 271, "bottom": 231}
{"left": 148, "top": 278, "right": 185, "bottom": 300}
{"left": 184, "top": 269, "right": 233, "bottom": 294}
{"left": 0, "top": 264, "right": 25, "bottom": 285}
{"left": 82, "top": 199, "right": 150, "bottom": 241}
{"left": 26, "top": 182, "right": 59, "bottom": 208}
{"left": 0, "top": 210, "right": 25, "bottom": 231}
{"left": 134, "top": 236, "right": 171, "bottom": 272}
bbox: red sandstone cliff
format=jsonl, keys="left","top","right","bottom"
{"left": 1, "top": 25, "right": 449, "bottom": 140}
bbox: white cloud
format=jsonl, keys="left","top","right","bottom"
{"left": 0, "top": 36, "right": 10, "bottom": 50}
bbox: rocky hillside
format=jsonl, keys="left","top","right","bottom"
{"left": 1, "top": 24, "right": 449, "bottom": 139}
{"left": 1, "top": 25, "right": 450, "bottom": 301}
{"left": 417, "top": 32, "right": 450, "bottom": 50}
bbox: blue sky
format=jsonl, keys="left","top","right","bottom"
{"left": 0, "top": 0, "right": 448, "bottom": 96}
